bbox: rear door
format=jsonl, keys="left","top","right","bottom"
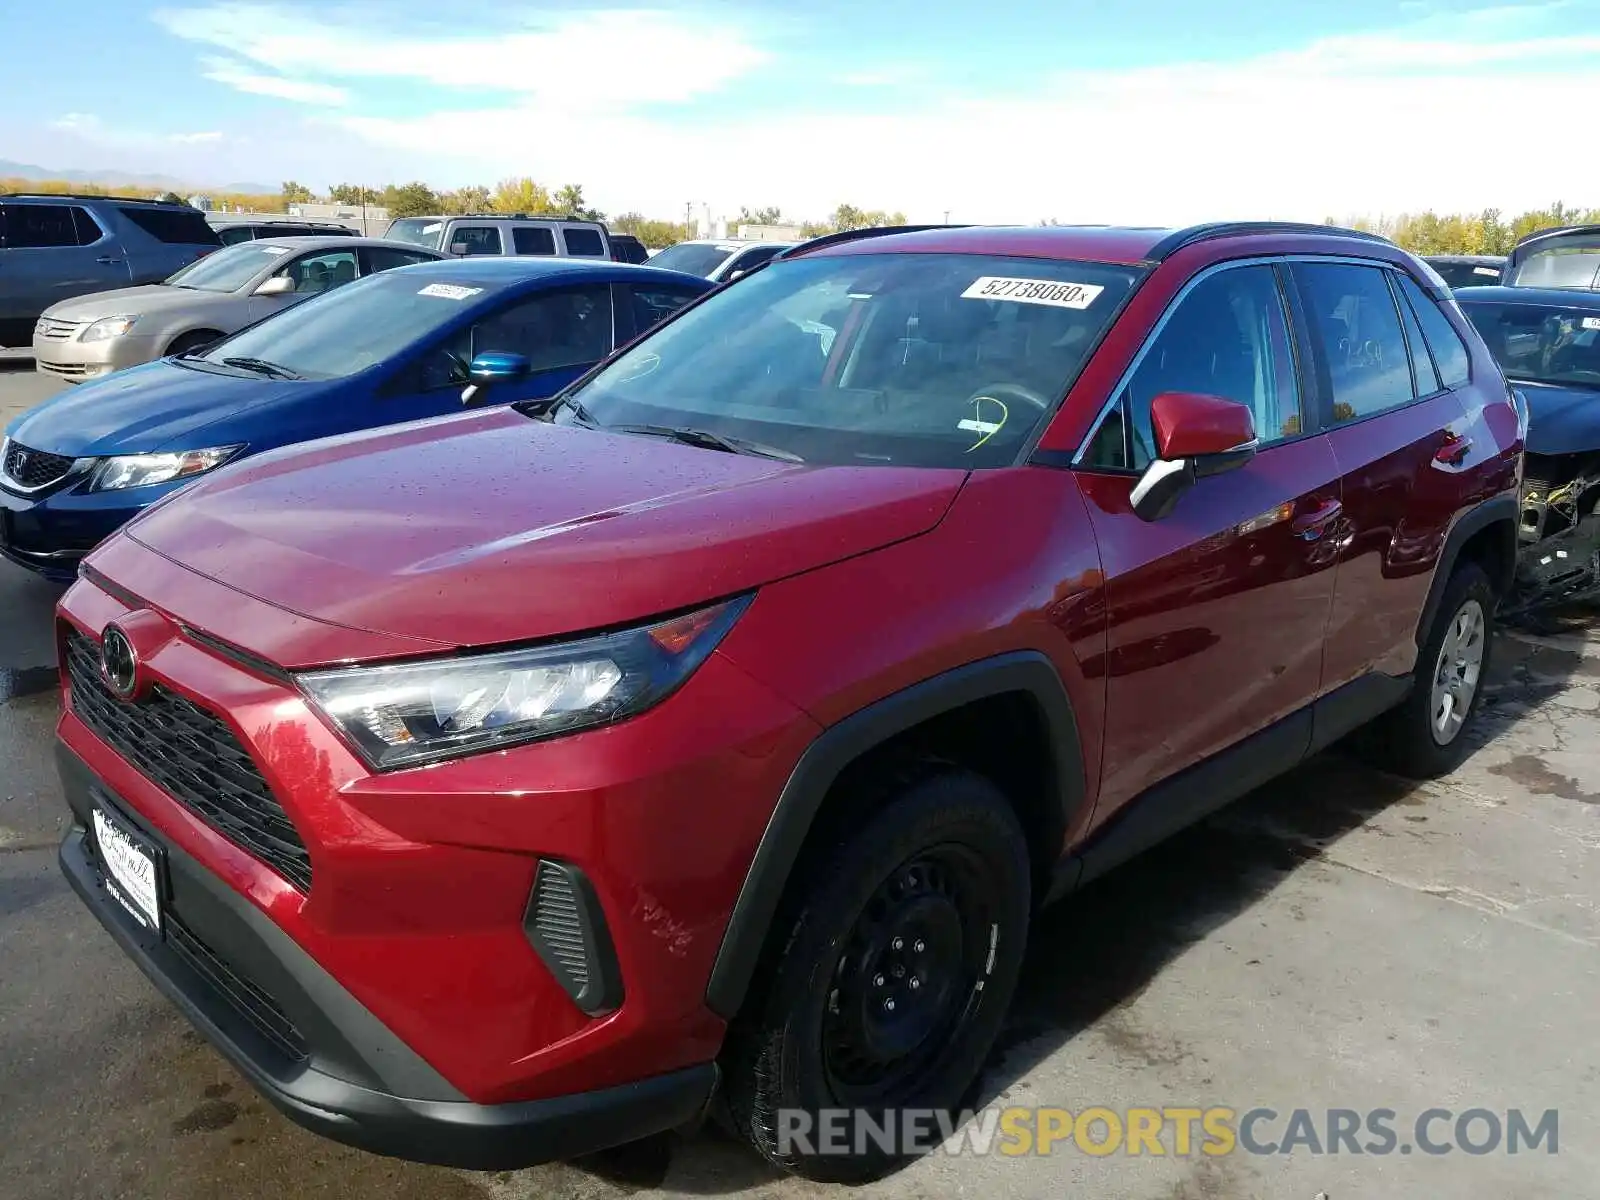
{"left": 379, "top": 283, "right": 617, "bottom": 423}
{"left": 111, "top": 203, "right": 219, "bottom": 281}
{"left": 1287, "top": 260, "right": 1471, "bottom": 688}
{"left": 1074, "top": 260, "right": 1344, "bottom": 819}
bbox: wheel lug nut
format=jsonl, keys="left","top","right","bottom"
{"left": 914, "top": 939, "right": 925, "bottom": 952}
{"left": 884, "top": 999, "right": 896, "bottom": 1012}
{"left": 892, "top": 937, "right": 904, "bottom": 950}
{"left": 873, "top": 974, "right": 885, "bottom": 987}
{"left": 909, "top": 977, "right": 921, "bottom": 990}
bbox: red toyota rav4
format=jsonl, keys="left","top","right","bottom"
{"left": 55, "top": 223, "right": 1522, "bottom": 1180}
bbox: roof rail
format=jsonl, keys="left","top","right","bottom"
{"left": 0, "top": 191, "right": 189, "bottom": 206}
{"left": 777, "top": 223, "right": 973, "bottom": 259}
{"left": 1147, "top": 221, "right": 1393, "bottom": 261}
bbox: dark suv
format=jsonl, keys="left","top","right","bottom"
{"left": 0, "top": 193, "right": 220, "bottom": 346}
{"left": 54, "top": 222, "right": 1522, "bottom": 1181}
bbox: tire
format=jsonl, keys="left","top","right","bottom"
{"left": 166, "top": 330, "right": 222, "bottom": 357}
{"left": 719, "top": 770, "right": 1031, "bottom": 1182}
{"left": 1362, "top": 561, "right": 1496, "bottom": 779}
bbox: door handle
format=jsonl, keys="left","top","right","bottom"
{"left": 1433, "top": 432, "right": 1471, "bottom": 467}
{"left": 1292, "top": 498, "right": 1343, "bottom": 539}
{"left": 95, "top": 256, "right": 123, "bottom": 265}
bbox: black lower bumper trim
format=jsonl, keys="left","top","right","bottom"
{"left": 56, "top": 746, "right": 719, "bottom": 1170}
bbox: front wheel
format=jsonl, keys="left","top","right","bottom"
{"left": 1362, "top": 561, "right": 1496, "bottom": 779}
{"left": 719, "top": 770, "right": 1031, "bottom": 1182}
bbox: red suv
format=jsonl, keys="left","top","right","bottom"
{"left": 54, "top": 223, "right": 1522, "bottom": 1180}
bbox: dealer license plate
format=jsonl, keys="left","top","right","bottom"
{"left": 93, "top": 806, "right": 163, "bottom": 933}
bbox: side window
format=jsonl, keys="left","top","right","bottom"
{"left": 631, "top": 286, "right": 703, "bottom": 333}
{"left": 217, "top": 226, "right": 256, "bottom": 245}
{"left": 1084, "top": 264, "right": 1303, "bottom": 470}
{"left": 281, "top": 249, "right": 359, "bottom": 294}
{"left": 5, "top": 204, "right": 79, "bottom": 248}
{"left": 68, "top": 207, "right": 104, "bottom": 246}
{"left": 362, "top": 246, "right": 437, "bottom": 273}
{"left": 1390, "top": 273, "right": 1442, "bottom": 396}
{"left": 449, "top": 226, "right": 502, "bottom": 256}
{"left": 416, "top": 285, "right": 614, "bottom": 391}
{"left": 1395, "top": 273, "right": 1471, "bottom": 388}
{"left": 512, "top": 226, "right": 556, "bottom": 255}
{"left": 562, "top": 227, "right": 605, "bottom": 257}
{"left": 1295, "top": 263, "right": 1414, "bottom": 424}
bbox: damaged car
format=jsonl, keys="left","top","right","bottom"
{"left": 1455, "top": 284, "right": 1600, "bottom": 617}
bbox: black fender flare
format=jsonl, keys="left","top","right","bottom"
{"left": 1416, "top": 493, "right": 1518, "bottom": 645}
{"left": 704, "top": 650, "right": 1085, "bottom": 1020}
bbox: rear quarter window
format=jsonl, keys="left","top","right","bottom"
{"left": 116, "top": 206, "right": 222, "bottom": 246}
{"left": 1396, "top": 274, "right": 1471, "bottom": 388}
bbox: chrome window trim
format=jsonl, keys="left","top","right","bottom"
{"left": 1069, "top": 252, "right": 1396, "bottom": 468}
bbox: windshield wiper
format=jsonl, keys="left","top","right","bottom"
{"left": 220, "top": 356, "right": 301, "bottom": 380}
{"left": 607, "top": 423, "right": 804, "bottom": 463}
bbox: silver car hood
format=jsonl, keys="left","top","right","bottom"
{"left": 42, "top": 284, "right": 234, "bottom": 322}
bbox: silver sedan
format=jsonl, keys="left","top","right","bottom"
{"left": 31, "top": 236, "right": 443, "bottom": 383}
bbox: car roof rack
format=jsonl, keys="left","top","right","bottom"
{"left": 777, "top": 224, "right": 973, "bottom": 259}
{"left": 0, "top": 191, "right": 188, "bottom": 206}
{"left": 1147, "top": 221, "right": 1393, "bottom": 260}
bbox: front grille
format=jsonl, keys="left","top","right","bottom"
{"left": 166, "top": 916, "right": 309, "bottom": 1062}
{"left": 35, "top": 360, "right": 95, "bottom": 380}
{"left": 65, "top": 631, "right": 313, "bottom": 891}
{"left": 34, "top": 317, "right": 81, "bottom": 341}
{"left": 2, "top": 440, "right": 74, "bottom": 491}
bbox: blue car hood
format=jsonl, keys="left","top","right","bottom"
{"left": 1521, "top": 381, "right": 1600, "bottom": 456}
{"left": 4, "top": 360, "right": 316, "bottom": 457}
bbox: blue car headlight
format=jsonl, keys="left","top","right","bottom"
{"left": 85, "top": 445, "right": 243, "bottom": 492}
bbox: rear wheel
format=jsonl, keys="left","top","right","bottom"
{"left": 719, "top": 770, "right": 1030, "bottom": 1182}
{"left": 1361, "top": 561, "right": 1495, "bottom": 779}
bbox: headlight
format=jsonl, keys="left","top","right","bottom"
{"left": 86, "top": 445, "right": 242, "bottom": 492}
{"left": 300, "top": 595, "right": 753, "bottom": 769}
{"left": 79, "top": 316, "right": 138, "bottom": 343}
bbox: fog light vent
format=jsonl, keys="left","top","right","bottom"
{"left": 524, "top": 859, "right": 622, "bottom": 1015}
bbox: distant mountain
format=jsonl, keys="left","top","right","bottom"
{"left": 0, "top": 159, "right": 274, "bottom": 195}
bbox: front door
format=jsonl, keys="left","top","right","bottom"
{"left": 1286, "top": 261, "right": 1471, "bottom": 688}
{"left": 1073, "top": 260, "right": 1344, "bottom": 821}
{"left": 382, "top": 283, "right": 617, "bottom": 423}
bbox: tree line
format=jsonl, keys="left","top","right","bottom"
{"left": 1324, "top": 202, "right": 1600, "bottom": 256}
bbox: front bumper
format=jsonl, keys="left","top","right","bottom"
{"left": 0, "top": 483, "right": 148, "bottom": 581}
{"left": 57, "top": 743, "right": 719, "bottom": 1168}
{"left": 32, "top": 330, "right": 163, "bottom": 382}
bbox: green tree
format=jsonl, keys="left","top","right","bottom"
{"left": 738, "top": 205, "right": 785, "bottom": 225}
{"left": 439, "top": 186, "right": 491, "bottom": 214}
{"left": 378, "top": 182, "right": 439, "bottom": 218}
{"left": 281, "top": 180, "right": 314, "bottom": 204}
{"left": 328, "top": 183, "right": 377, "bottom": 206}
{"left": 494, "top": 176, "right": 552, "bottom": 213}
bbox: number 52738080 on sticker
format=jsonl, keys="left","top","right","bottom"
{"left": 961, "top": 276, "right": 1104, "bottom": 309}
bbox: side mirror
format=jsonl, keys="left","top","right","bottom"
{"left": 460, "top": 351, "right": 531, "bottom": 405}
{"left": 726, "top": 268, "right": 747, "bottom": 282}
{"left": 449, "top": 240, "right": 470, "bottom": 257}
{"left": 254, "top": 275, "right": 295, "bottom": 296}
{"left": 1129, "top": 391, "right": 1257, "bottom": 522}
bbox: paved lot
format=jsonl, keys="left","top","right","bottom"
{"left": 1, "top": 363, "right": 1597, "bottom": 1198}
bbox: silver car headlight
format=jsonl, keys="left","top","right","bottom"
{"left": 86, "top": 445, "right": 242, "bottom": 492}
{"left": 79, "top": 316, "right": 139, "bottom": 343}
{"left": 299, "top": 595, "right": 753, "bottom": 770}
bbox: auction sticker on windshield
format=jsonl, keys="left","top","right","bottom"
{"left": 961, "top": 277, "right": 1103, "bottom": 309}
{"left": 418, "top": 283, "right": 483, "bottom": 300}
{"left": 1583, "top": 317, "right": 1600, "bottom": 331}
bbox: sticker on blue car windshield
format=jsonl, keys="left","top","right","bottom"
{"left": 417, "top": 283, "right": 483, "bottom": 300}
{"left": 1584, "top": 317, "right": 1600, "bottom": 331}
{"left": 961, "top": 276, "right": 1103, "bottom": 309}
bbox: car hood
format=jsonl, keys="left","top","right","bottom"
{"left": 121, "top": 407, "right": 966, "bottom": 650}
{"left": 1520, "top": 381, "right": 1600, "bottom": 455}
{"left": 4, "top": 360, "right": 311, "bottom": 457}
{"left": 43, "top": 284, "right": 227, "bottom": 321}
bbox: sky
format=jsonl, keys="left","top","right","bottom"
{"left": 2, "top": 0, "right": 1599, "bottom": 227}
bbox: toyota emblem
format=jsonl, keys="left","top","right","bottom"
{"left": 101, "top": 626, "right": 139, "bottom": 699}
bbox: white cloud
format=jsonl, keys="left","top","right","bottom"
{"left": 158, "top": 4, "right": 766, "bottom": 108}
{"left": 50, "top": 113, "right": 103, "bottom": 134}
{"left": 168, "top": 130, "right": 224, "bottom": 144}
{"left": 200, "top": 56, "right": 349, "bottom": 105}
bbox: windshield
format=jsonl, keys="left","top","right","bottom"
{"left": 644, "top": 242, "right": 739, "bottom": 277}
{"left": 386, "top": 218, "right": 445, "bottom": 250}
{"left": 164, "top": 242, "right": 290, "bottom": 292}
{"left": 1461, "top": 299, "right": 1600, "bottom": 389}
{"left": 1428, "top": 259, "right": 1504, "bottom": 288}
{"left": 195, "top": 271, "right": 489, "bottom": 380}
{"left": 559, "top": 251, "right": 1144, "bottom": 468}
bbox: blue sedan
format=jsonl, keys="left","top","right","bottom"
{"left": 0, "top": 257, "right": 713, "bottom": 579}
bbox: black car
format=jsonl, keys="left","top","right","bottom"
{"left": 1455, "top": 284, "right": 1600, "bottom": 617}
{"left": 208, "top": 220, "right": 359, "bottom": 246}
{"left": 1424, "top": 254, "right": 1505, "bottom": 288}
{"left": 608, "top": 233, "right": 649, "bottom": 264}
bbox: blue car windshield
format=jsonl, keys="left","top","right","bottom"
{"left": 195, "top": 272, "right": 487, "bottom": 380}
{"left": 1460, "top": 299, "right": 1600, "bottom": 390}
{"left": 559, "top": 252, "right": 1144, "bottom": 468}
